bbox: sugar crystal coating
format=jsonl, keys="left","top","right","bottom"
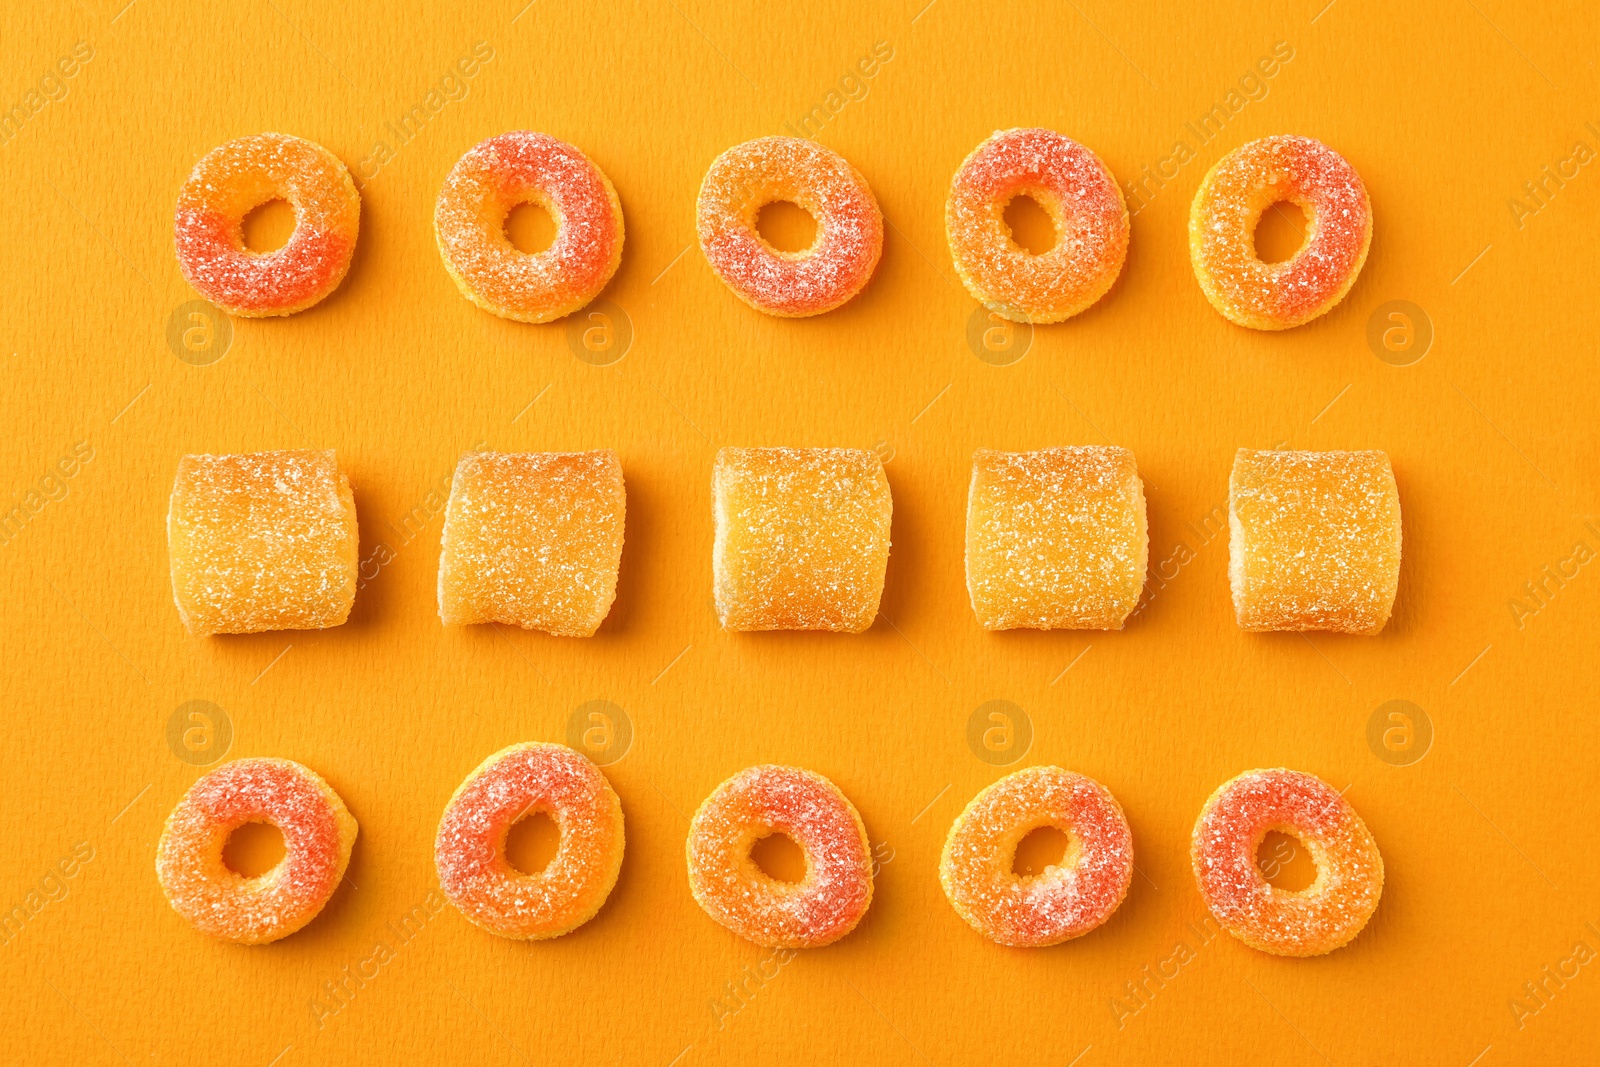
{"left": 1190, "top": 768, "right": 1383, "bottom": 956}
{"left": 1229, "top": 448, "right": 1401, "bottom": 634}
{"left": 686, "top": 765, "right": 873, "bottom": 948}
{"left": 435, "top": 743, "right": 624, "bottom": 940}
{"left": 966, "top": 446, "right": 1147, "bottom": 630}
{"left": 940, "top": 766, "right": 1133, "bottom": 947}
{"left": 167, "top": 450, "right": 358, "bottom": 636}
{"left": 155, "top": 757, "right": 357, "bottom": 944}
{"left": 173, "top": 132, "right": 361, "bottom": 317}
{"left": 712, "top": 447, "right": 891, "bottom": 632}
{"left": 1188, "top": 135, "right": 1372, "bottom": 330}
{"left": 435, "top": 131, "right": 625, "bottom": 323}
{"left": 438, "top": 450, "right": 626, "bottom": 637}
{"left": 946, "top": 128, "right": 1129, "bottom": 323}
{"left": 697, "top": 137, "right": 883, "bottom": 317}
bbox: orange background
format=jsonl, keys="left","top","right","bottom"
{"left": 3, "top": 1, "right": 1598, "bottom": 1063}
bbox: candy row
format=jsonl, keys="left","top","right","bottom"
{"left": 157, "top": 748, "right": 1383, "bottom": 957}
{"left": 174, "top": 128, "right": 1369, "bottom": 330}
{"left": 168, "top": 444, "right": 1402, "bottom": 638}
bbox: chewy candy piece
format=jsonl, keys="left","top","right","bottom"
{"left": 1191, "top": 768, "right": 1384, "bottom": 956}
{"left": 155, "top": 757, "right": 358, "bottom": 944}
{"left": 712, "top": 447, "right": 892, "bottom": 632}
{"left": 1229, "top": 449, "right": 1401, "bottom": 634}
{"left": 940, "top": 766, "right": 1133, "bottom": 947}
{"left": 167, "top": 450, "right": 358, "bottom": 635}
{"left": 173, "top": 133, "right": 361, "bottom": 317}
{"left": 437, "top": 450, "right": 625, "bottom": 636}
{"left": 686, "top": 765, "right": 874, "bottom": 948}
{"left": 697, "top": 137, "right": 883, "bottom": 317}
{"left": 434, "top": 743, "right": 625, "bottom": 940}
{"left": 965, "top": 446, "right": 1147, "bottom": 630}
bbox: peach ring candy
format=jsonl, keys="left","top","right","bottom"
{"left": 696, "top": 136, "right": 883, "bottom": 317}
{"left": 686, "top": 765, "right": 873, "bottom": 948}
{"left": 1188, "top": 135, "right": 1372, "bottom": 330}
{"left": 940, "top": 766, "right": 1133, "bottom": 947}
{"left": 713, "top": 447, "right": 892, "bottom": 632}
{"left": 1230, "top": 448, "right": 1401, "bottom": 634}
{"left": 435, "top": 743, "right": 624, "bottom": 940}
{"left": 167, "top": 450, "right": 358, "bottom": 636}
{"left": 437, "top": 450, "right": 626, "bottom": 637}
{"left": 434, "top": 131, "right": 624, "bottom": 323}
{"left": 156, "top": 757, "right": 357, "bottom": 944}
{"left": 946, "top": 128, "right": 1129, "bottom": 324}
{"left": 966, "top": 446, "right": 1148, "bottom": 630}
{"left": 1191, "top": 768, "right": 1383, "bottom": 956}
{"left": 173, "top": 132, "right": 360, "bottom": 317}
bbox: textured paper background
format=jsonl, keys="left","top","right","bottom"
{"left": 2, "top": 1, "right": 1597, "bottom": 1063}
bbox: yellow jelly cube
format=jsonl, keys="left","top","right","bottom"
{"left": 1229, "top": 448, "right": 1401, "bottom": 634}
{"left": 965, "top": 446, "right": 1148, "bottom": 630}
{"left": 713, "top": 447, "right": 892, "bottom": 632}
{"left": 167, "top": 450, "right": 358, "bottom": 636}
{"left": 437, "top": 450, "right": 625, "bottom": 636}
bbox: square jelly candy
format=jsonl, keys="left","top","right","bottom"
{"left": 965, "top": 446, "right": 1148, "bottom": 630}
{"left": 167, "top": 450, "right": 358, "bottom": 635}
{"left": 1229, "top": 449, "right": 1401, "bottom": 634}
{"left": 713, "top": 447, "right": 892, "bottom": 632}
{"left": 437, "top": 450, "right": 625, "bottom": 636}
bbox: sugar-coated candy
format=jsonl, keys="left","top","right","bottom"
{"left": 438, "top": 450, "right": 626, "bottom": 636}
{"left": 435, "top": 743, "right": 624, "bottom": 940}
{"left": 941, "top": 766, "right": 1133, "bottom": 947}
{"left": 434, "top": 132, "right": 624, "bottom": 323}
{"left": 1189, "top": 136, "right": 1372, "bottom": 330}
{"left": 1229, "top": 448, "right": 1400, "bottom": 634}
{"left": 946, "top": 128, "right": 1128, "bottom": 324}
{"left": 712, "top": 447, "right": 891, "bottom": 632}
{"left": 173, "top": 132, "right": 360, "bottom": 317}
{"left": 156, "top": 757, "right": 357, "bottom": 944}
{"left": 697, "top": 137, "right": 883, "bottom": 317}
{"left": 966, "top": 446, "right": 1147, "bottom": 630}
{"left": 1191, "top": 768, "right": 1384, "bottom": 956}
{"left": 686, "top": 765, "right": 873, "bottom": 948}
{"left": 167, "top": 449, "right": 358, "bottom": 636}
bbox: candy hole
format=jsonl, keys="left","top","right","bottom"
{"left": 504, "top": 201, "right": 558, "bottom": 254}
{"left": 749, "top": 832, "right": 807, "bottom": 884}
{"left": 1012, "top": 825, "right": 1070, "bottom": 876}
{"left": 1002, "top": 194, "right": 1057, "bottom": 255}
{"left": 505, "top": 811, "right": 560, "bottom": 874}
{"left": 222, "top": 821, "right": 286, "bottom": 877}
{"left": 241, "top": 199, "right": 297, "bottom": 253}
{"left": 755, "top": 200, "right": 817, "bottom": 253}
{"left": 1253, "top": 200, "right": 1308, "bottom": 264}
{"left": 1256, "top": 829, "right": 1317, "bottom": 892}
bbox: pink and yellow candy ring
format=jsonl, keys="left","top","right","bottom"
{"left": 174, "top": 133, "right": 361, "bottom": 317}
{"left": 434, "top": 742, "right": 625, "bottom": 940}
{"left": 686, "top": 765, "right": 873, "bottom": 948}
{"left": 946, "top": 128, "right": 1129, "bottom": 324}
{"left": 155, "top": 757, "right": 357, "bottom": 944}
{"left": 1191, "top": 768, "right": 1384, "bottom": 956}
{"left": 940, "top": 766, "right": 1133, "bottom": 947}
{"left": 434, "top": 132, "right": 625, "bottom": 323}
{"left": 696, "top": 137, "right": 883, "bottom": 317}
{"left": 1188, "top": 135, "right": 1372, "bottom": 330}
